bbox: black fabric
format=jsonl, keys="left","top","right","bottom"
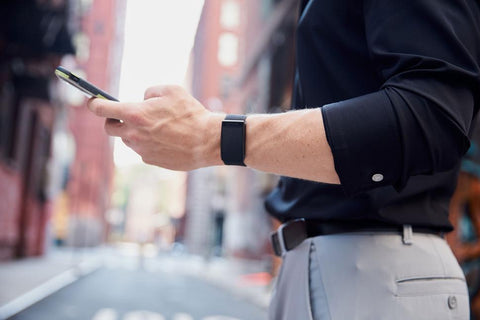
{"left": 265, "top": 0, "right": 480, "bottom": 231}
{"left": 0, "top": 1, "right": 75, "bottom": 59}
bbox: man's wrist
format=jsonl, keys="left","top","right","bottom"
{"left": 198, "top": 112, "right": 224, "bottom": 167}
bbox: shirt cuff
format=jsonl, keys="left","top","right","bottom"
{"left": 321, "top": 91, "right": 402, "bottom": 196}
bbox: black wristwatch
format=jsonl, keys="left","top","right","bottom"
{"left": 221, "top": 114, "right": 247, "bottom": 166}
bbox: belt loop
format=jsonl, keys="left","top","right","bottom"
{"left": 276, "top": 223, "right": 288, "bottom": 257}
{"left": 402, "top": 224, "right": 413, "bottom": 245}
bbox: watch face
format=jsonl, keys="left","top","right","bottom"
{"left": 223, "top": 120, "right": 245, "bottom": 128}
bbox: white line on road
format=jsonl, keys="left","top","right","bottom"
{"left": 92, "top": 308, "right": 118, "bottom": 320}
{"left": 172, "top": 313, "right": 194, "bottom": 320}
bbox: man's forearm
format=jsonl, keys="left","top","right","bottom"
{"left": 204, "top": 109, "right": 341, "bottom": 184}
{"left": 87, "top": 85, "right": 340, "bottom": 184}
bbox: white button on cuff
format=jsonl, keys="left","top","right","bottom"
{"left": 372, "top": 174, "right": 384, "bottom": 182}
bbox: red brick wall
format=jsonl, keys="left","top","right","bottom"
{"left": 0, "top": 166, "right": 22, "bottom": 259}
{"left": 65, "top": 0, "right": 117, "bottom": 244}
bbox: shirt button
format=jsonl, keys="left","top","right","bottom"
{"left": 372, "top": 174, "right": 384, "bottom": 182}
{"left": 448, "top": 296, "right": 457, "bottom": 310}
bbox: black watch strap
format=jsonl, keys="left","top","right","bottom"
{"left": 221, "top": 114, "right": 247, "bottom": 166}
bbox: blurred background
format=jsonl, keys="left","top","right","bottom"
{"left": 0, "top": 0, "right": 479, "bottom": 319}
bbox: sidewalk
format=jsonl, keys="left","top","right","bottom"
{"left": 0, "top": 248, "right": 102, "bottom": 320}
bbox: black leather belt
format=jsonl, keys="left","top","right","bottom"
{"left": 270, "top": 219, "right": 444, "bottom": 257}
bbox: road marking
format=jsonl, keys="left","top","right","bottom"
{"left": 92, "top": 308, "right": 118, "bottom": 320}
{"left": 173, "top": 313, "right": 194, "bottom": 320}
{"left": 123, "top": 310, "right": 165, "bottom": 320}
{"left": 88, "top": 309, "right": 246, "bottom": 320}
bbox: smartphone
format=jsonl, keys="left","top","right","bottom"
{"left": 55, "top": 66, "right": 118, "bottom": 101}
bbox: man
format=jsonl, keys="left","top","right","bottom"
{"left": 87, "top": 0, "right": 480, "bottom": 318}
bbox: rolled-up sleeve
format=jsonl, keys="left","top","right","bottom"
{"left": 322, "top": 0, "right": 480, "bottom": 196}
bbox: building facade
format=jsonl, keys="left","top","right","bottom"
{"left": 0, "top": 0, "right": 124, "bottom": 260}
{"left": 0, "top": 0, "right": 76, "bottom": 260}
{"left": 57, "top": 0, "right": 125, "bottom": 247}
{"left": 185, "top": 0, "right": 298, "bottom": 260}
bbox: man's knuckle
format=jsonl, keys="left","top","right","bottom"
{"left": 127, "top": 132, "right": 140, "bottom": 144}
{"left": 170, "top": 85, "right": 184, "bottom": 96}
{"left": 124, "top": 131, "right": 132, "bottom": 140}
{"left": 164, "top": 85, "right": 177, "bottom": 95}
{"left": 144, "top": 87, "right": 156, "bottom": 99}
{"left": 172, "top": 85, "right": 183, "bottom": 92}
{"left": 124, "top": 109, "right": 143, "bottom": 125}
{"left": 121, "top": 137, "right": 131, "bottom": 146}
{"left": 104, "top": 121, "right": 111, "bottom": 134}
{"left": 91, "top": 103, "right": 101, "bottom": 115}
{"left": 142, "top": 156, "right": 152, "bottom": 165}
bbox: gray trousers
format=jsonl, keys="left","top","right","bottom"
{"left": 269, "top": 231, "right": 469, "bottom": 320}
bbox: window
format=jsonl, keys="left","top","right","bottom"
{"left": 218, "top": 33, "right": 239, "bottom": 67}
{"left": 74, "top": 32, "right": 90, "bottom": 63}
{"left": 0, "top": 81, "right": 14, "bottom": 161}
{"left": 220, "top": 1, "right": 240, "bottom": 29}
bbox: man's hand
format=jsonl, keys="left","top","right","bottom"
{"left": 87, "top": 84, "right": 340, "bottom": 184}
{"left": 87, "top": 85, "right": 224, "bottom": 170}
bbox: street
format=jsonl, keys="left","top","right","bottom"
{"left": 10, "top": 267, "right": 267, "bottom": 320}
{"left": 7, "top": 249, "right": 268, "bottom": 320}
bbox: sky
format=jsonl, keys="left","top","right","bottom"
{"left": 115, "top": 0, "right": 205, "bottom": 168}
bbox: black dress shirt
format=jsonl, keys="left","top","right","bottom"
{"left": 265, "top": 0, "right": 480, "bottom": 230}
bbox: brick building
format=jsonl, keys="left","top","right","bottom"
{"left": 55, "top": 0, "right": 125, "bottom": 247}
{"left": 0, "top": 0, "right": 124, "bottom": 260}
{"left": 0, "top": 0, "right": 75, "bottom": 259}
{"left": 185, "top": 0, "right": 298, "bottom": 259}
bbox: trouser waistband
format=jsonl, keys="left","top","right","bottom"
{"left": 270, "top": 219, "right": 445, "bottom": 257}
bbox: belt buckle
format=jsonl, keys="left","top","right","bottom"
{"left": 270, "top": 218, "right": 306, "bottom": 257}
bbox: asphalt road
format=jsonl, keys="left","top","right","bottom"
{"left": 9, "top": 266, "right": 267, "bottom": 320}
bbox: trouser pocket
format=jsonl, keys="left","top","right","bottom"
{"left": 394, "top": 277, "right": 469, "bottom": 320}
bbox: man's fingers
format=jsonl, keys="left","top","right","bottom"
{"left": 87, "top": 98, "right": 133, "bottom": 120}
{"left": 104, "top": 118, "right": 126, "bottom": 137}
{"left": 144, "top": 86, "right": 166, "bottom": 100}
{"left": 144, "top": 85, "right": 182, "bottom": 100}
